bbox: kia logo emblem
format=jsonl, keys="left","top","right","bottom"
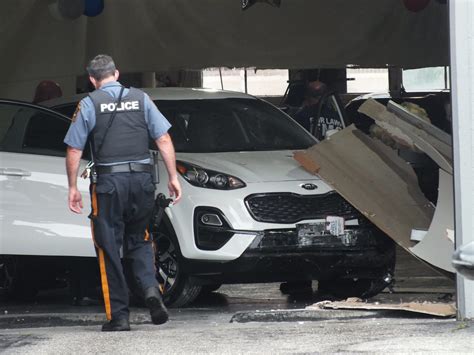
{"left": 301, "top": 183, "right": 317, "bottom": 190}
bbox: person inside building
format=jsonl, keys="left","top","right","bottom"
{"left": 64, "top": 54, "right": 182, "bottom": 332}
{"left": 293, "top": 80, "right": 344, "bottom": 141}
{"left": 32, "top": 80, "right": 63, "bottom": 104}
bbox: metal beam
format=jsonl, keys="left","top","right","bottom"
{"left": 388, "top": 67, "right": 403, "bottom": 98}
{"left": 450, "top": 0, "right": 474, "bottom": 320}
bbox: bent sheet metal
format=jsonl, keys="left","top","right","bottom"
{"left": 359, "top": 99, "right": 455, "bottom": 272}
{"left": 294, "top": 124, "right": 453, "bottom": 272}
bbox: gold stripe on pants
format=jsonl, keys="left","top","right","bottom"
{"left": 90, "top": 184, "right": 112, "bottom": 320}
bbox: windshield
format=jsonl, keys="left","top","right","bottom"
{"left": 155, "top": 98, "right": 315, "bottom": 153}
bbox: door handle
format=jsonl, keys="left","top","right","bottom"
{"left": 0, "top": 168, "right": 31, "bottom": 177}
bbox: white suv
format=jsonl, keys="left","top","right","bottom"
{"left": 1, "top": 89, "right": 395, "bottom": 306}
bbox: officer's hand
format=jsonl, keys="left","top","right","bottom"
{"left": 168, "top": 177, "right": 182, "bottom": 204}
{"left": 68, "top": 187, "right": 83, "bottom": 214}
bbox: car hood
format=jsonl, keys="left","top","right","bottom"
{"left": 175, "top": 150, "right": 321, "bottom": 183}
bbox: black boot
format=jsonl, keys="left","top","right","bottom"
{"left": 101, "top": 318, "right": 131, "bottom": 332}
{"left": 144, "top": 286, "right": 169, "bottom": 325}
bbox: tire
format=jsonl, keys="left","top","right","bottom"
{"left": 0, "top": 256, "right": 39, "bottom": 301}
{"left": 152, "top": 218, "right": 202, "bottom": 308}
{"left": 279, "top": 281, "right": 313, "bottom": 295}
{"left": 200, "top": 284, "right": 222, "bottom": 294}
{"left": 0, "top": 256, "right": 14, "bottom": 300}
{"left": 318, "top": 235, "right": 396, "bottom": 299}
{"left": 318, "top": 277, "right": 390, "bottom": 299}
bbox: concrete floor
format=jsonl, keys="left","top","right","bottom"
{"left": 0, "top": 247, "right": 469, "bottom": 354}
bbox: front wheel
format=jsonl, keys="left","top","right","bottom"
{"left": 200, "top": 283, "right": 222, "bottom": 294}
{"left": 318, "top": 229, "right": 397, "bottom": 299}
{"left": 0, "top": 256, "right": 39, "bottom": 301}
{"left": 153, "top": 222, "right": 202, "bottom": 308}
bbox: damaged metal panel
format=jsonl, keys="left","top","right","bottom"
{"left": 357, "top": 99, "right": 455, "bottom": 273}
{"left": 410, "top": 169, "right": 455, "bottom": 272}
{"left": 387, "top": 100, "right": 452, "bottom": 146}
{"left": 294, "top": 125, "right": 434, "bottom": 251}
{"left": 358, "top": 99, "right": 453, "bottom": 174}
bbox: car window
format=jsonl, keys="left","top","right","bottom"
{"left": 0, "top": 103, "right": 22, "bottom": 150}
{"left": 53, "top": 104, "right": 77, "bottom": 119}
{"left": 0, "top": 102, "right": 70, "bottom": 156}
{"left": 156, "top": 98, "right": 316, "bottom": 153}
{"left": 23, "top": 111, "right": 70, "bottom": 156}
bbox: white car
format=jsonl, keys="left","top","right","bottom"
{"left": 0, "top": 89, "right": 395, "bottom": 306}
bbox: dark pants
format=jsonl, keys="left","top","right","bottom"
{"left": 90, "top": 172, "right": 158, "bottom": 320}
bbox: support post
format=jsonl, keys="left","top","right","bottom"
{"left": 388, "top": 67, "right": 403, "bottom": 98}
{"left": 141, "top": 72, "right": 156, "bottom": 88}
{"left": 244, "top": 68, "right": 248, "bottom": 94}
{"left": 450, "top": 0, "right": 474, "bottom": 320}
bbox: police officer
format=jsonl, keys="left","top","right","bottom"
{"left": 64, "top": 54, "right": 182, "bottom": 332}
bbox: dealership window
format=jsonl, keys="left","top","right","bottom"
{"left": 202, "top": 68, "right": 289, "bottom": 96}
{"left": 346, "top": 68, "right": 389, "bottom": 93}
{"left": 402, "top": 66, "right": 450, "bottom": 92}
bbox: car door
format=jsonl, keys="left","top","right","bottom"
{"left": 0, "top": 101, "right": 94, "bottom": 257}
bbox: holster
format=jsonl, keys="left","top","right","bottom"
{"left": 90, "top": 166, "right": 98, "bottom": 184}
{"left": 148, "top": 194, "right": 173, "bottom": 238}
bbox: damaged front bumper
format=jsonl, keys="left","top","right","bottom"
{"left": 249, "top": 225, "right": 380, "bottom": 249}
{"left": 184, "top": 226, "right": 396, "bottom": 284}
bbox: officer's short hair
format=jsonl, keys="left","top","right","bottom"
{"left": 87, "top": 54, "right": 116, "bottom": 81}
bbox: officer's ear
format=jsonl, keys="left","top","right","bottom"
{"left": 89, "top": 76, "right": 98, "bottom": 89}
{"left": 114, "top": 70, "right": 120, "bottom": 81}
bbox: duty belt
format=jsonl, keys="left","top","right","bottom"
{"left": 95, "top": 162, "right": 152, "bottom": 175}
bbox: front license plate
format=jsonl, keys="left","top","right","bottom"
{"left": 326, "top": 216, "right": 345, "bottom": 236}
{"left": 296, "top": 222, "right": 326, "bottom": 238}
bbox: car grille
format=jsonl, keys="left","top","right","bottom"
{"left": 245, "top": 192, "right": 361, "bottom": 224}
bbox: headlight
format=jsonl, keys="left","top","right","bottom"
{"left": 176, "top": 161, "right": 246, "bottom": 190}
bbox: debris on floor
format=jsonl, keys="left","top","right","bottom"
{"left": 309, "top": 297, "right": 457, "bottom": 317}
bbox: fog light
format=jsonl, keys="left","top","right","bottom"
{"left": 194, "top": 207, "right": 234, "bottom": 251}
{"left": 201, "top": 214, "right": 223, "bottom": 227}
